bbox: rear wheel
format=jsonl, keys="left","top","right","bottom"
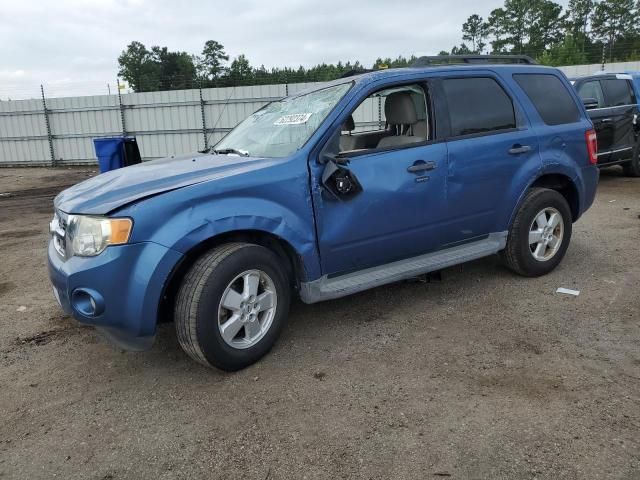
{"left": 622, "top": 142, "right": 640, "bottom": 177}
{"left": 501, "top": 188, "right": 572, "bottom": 277}
{"left": 174, "top": 243, "right": 290, "bottom": 371}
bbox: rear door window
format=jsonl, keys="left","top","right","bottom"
{"left": 441, "top": 77, "right": 516, "bottom": 137}
{"left": 577, "top": 80, "right": 605, "bottom": 108}
{"left": 513, "top": 73, "right": 580, "bottom": 125}
{"left": 600, "top": 79, "right": 633, "bottom": 107}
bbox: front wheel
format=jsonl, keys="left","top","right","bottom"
{"left": 501, "top": 188, "right": 572, "bottom": 277}
{"left": 174, "top": 243, "right": 290, "bottom": 371}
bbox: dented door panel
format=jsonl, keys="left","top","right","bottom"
{"left": 310, "top": 142, "right": 450, "bottom": 276}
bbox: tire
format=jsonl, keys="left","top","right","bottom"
{"left": 501, "top": 188, "right": 572, "bottom": 277}
{"left": 174, "top": 243, "right": 290, "bottom": 371}
{"left": 622, "top": 142, "right": 640, "bottom": 177}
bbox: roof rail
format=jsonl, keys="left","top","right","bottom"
{"left": 411, "top": 55, "right": 537, "bottom": 67}
{"left": 340, "top": 69, "right": 375, "bottom": 78}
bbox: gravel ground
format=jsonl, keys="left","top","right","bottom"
{"left": 0, "top": 166, "right": 638, "bottom": 480}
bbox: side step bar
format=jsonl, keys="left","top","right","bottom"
{"left": 299, "top": 232, "right": 507, "bottom": 304}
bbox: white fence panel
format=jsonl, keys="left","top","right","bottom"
{"left": 557, "top": 61, "right": 640, "bottom": 77}
{"left": 2, "top": 60, "right": 640, "bottom": 167}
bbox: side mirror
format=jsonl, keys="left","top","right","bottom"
{"left": 582, "top": 98, "right": 599, "bottom": 110}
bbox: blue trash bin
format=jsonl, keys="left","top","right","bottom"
{"left": 93, "top": 136, "right": 141, "bottom": 173}
{"left": 93, "top": 137, "right": 125, "bottom": 173}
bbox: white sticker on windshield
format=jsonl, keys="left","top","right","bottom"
{"left": 274, "top": 113, "right": 313, "bottom": 125}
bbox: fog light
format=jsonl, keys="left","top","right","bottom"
{"left": 71, "top": 288, "right": 105, "bottom": 317}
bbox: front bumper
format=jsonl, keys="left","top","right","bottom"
{"left": 47, "top": 240, "right": 183, "bottom": 350}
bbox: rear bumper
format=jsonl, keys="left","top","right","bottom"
{"left": 47, "top": 240, "right": 183, "bottom": 349}
{"left": 579, "top": 164, "right": 600, "bottom": 217}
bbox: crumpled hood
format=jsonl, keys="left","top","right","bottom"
{"left": 54, "top": 152, "right": 278, "bottom": 215}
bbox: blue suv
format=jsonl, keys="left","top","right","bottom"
{"left": 48, "top": 56, "right": 599, "bottom": 370}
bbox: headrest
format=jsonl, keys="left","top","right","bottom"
{"left": 342, "top": 114, "right": 355, "bottom": 131}
{"left": 384, "top": 92, "right": 417, "bottom": 125}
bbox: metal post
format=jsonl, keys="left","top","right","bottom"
{"left": 41, "top": 85, "right": 55, "bottom": 166}
{"left": 378, "top": 96, "right": 382, "bottom": 129}
{"left": 117, "top": 78, "right": 127, "bottom": 135}
{"left": 601, "top": 43, "right": 606, "bottom": 71}
{"left": 199, "top": 81, "right": 208, "bottom": 150}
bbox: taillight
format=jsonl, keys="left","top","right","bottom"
{"left": 585, "top": 129, "right": 598, "bottom": 165}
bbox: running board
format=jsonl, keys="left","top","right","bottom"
{"left": 299, "top": 232, "right": 507, "bottom": 303}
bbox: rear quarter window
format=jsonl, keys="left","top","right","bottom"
{"left": 513, "top": 74, "right": 580, "bottom": 125}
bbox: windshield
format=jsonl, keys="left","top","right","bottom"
{"left": 214, "top": 82, "right": 352, "bottom": 158}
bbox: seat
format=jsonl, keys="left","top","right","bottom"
{"left": 339, "top": 115, "right": 359, "bottom": 152}
{"left": 377, "top": 92, "right": 427, "bottom": 149}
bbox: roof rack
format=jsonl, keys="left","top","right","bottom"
{"left": 411, "top": 55, "right": 537, "bottom": 67}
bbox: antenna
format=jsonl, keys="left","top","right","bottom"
{"left": 205, "top": 85, "right": 237, "bottom": 151}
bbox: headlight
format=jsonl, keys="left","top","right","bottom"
{"left": 67, "top": 215, "right": 133, "bottom": 257}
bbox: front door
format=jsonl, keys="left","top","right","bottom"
{"left": 309, "top": 81, "right": 451, "bottom": 276}
{"left": 576, "top": 79, "right": 614, "bottom": 164}
{"left": 312, "top": 143, "right": 449, "bottom": 275}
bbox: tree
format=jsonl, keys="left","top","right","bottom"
{"left": 118, "top": 41, "right": 161, "bottom": 92}
{"left": 197, "top": 40, "right": 229, "bottom": 81}
{"left": 228, "top": 54, "right": 253, "bottom": 84}
{"left": 591, "top": 0, "right": 639, "bottom": 60}
{"left": 488, "top": 7, "right": 515, "bottom": 53}
{"left": 538, "top": 34, "right": 588, "bottom": 65}
{"left": 150, "top": 46, "right": 197, "bottom": 90}
{"left": 487, "top": 0, "right": 566, "bottom": 56}
{"left": 462, "top": 14, "right": 489, "bottom": 53}
{"left": 451, "top": 43, "right": 473, "bottom": 55}
{"left": 566, "top": 0, "right": 594, "bottom": 47}
{"left": 118, "top": 41, "right": 198, "bottom": 91}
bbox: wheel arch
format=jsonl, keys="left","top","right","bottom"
{"left": 529, "top": 173, "right": 580, "bottom": 221}
{"left": 509, "top": 172, "right": 581, "bottom": 228}
{"left": 157, "top": 229, "right": 305, "bottom": 325}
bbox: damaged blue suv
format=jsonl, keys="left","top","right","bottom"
{"left": 48, "top": 56, "right": 599, "bottom": 370}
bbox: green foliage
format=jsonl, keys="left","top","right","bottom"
{"left": 591, "top": 0, "right": 639, "bottom": 60}
{"left": 118, "top": 41, "right": 197, "bottom": 92}
{"left": 462, "top": 14, "right": 489, "bottom": 53}
{"left": 538, "top": 35, "right": 589, "bottom": 65}
{"left": 486, "top": 0, "right": 566, "bottom": 56}
{"left": 196, "top": 40, "right": 229, "bottom": 81}
{"left": 118, "top": 0, "right": 640, "bottom": 92}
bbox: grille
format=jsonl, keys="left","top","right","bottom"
{"left": 50, "top": 210, "right": 68, "bottom": 259}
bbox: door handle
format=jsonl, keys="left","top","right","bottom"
{"left": 508, "top": 144, "right": 532, "bottom": 155}
{"left": 599, "top": 118, "right": 613, "bottom": 123}
{"left": 407, "top": 161, "right": 436, "bottom": 173}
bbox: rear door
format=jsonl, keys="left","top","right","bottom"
{"left": 576, "top": 79, "right": 614, "bottom": 163}
{"left": 600, "top": 77, "right": 636, "bottom": 162}
{"left": 438, "top": 74, "right": 541, "bottom": 241}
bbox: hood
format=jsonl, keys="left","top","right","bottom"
{"left": 54, "top": 152, "right": 277, "bottom": 215}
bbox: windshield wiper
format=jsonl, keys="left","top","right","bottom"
{"left": 210, "top": 148, "right": 250, "bottom": 157}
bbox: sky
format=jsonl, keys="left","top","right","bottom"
{"left": 0, "top": 0, "right": 567, "bottom": 99}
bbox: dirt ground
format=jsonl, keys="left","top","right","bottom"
{"left": 0, "top": 166, "right": 638, "bottom": 480}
